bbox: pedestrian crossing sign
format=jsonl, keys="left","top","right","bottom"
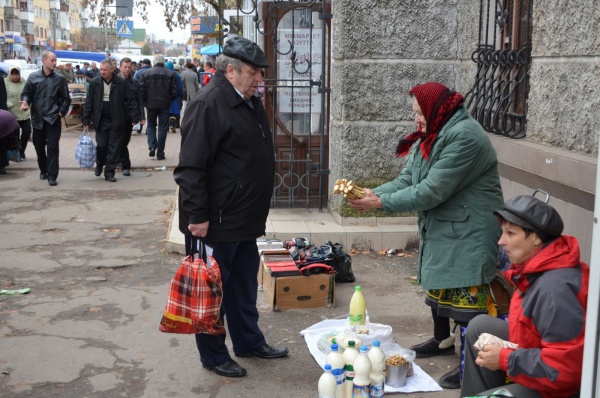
{"left": 116, "top": 20, "right": 134, "bottom": 38}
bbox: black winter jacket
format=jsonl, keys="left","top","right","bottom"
{"left": 21, "top": 69, "right": 71, "bottom": 129}
{"left": 123, "top": 75, "right": 144, "bottom": 122}
{"left": 82, "top": 74, "right": 139, "bottom": 129}
{"left": 138, "top": 65, "right": 178, "bottom": 110}
{"left": 174, "top": 71, "right": 275, "bottom": 242}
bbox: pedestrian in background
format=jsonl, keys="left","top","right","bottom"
{"left": 133, "top": 58, "right": 151, "bottom": 80}
{"left": 202, "top": 61, "right": 216, "bottom": 87}
{"left": 87, "top": 62, "right": 100, "bottom": 81}
{"left": 82, "top": 58, "right": 139, "bottom": 182}
{"left": 174, "top": 35, "right": 287, "bottom": 379}
{"left": 117, "top": 57, "right": 145, "bottom": 177}
{"left": 138, "top": 54, "right": 178, "bottom": 160}
{"left": 4, "top": 66, "right": 31, "bottom": 160}
{"left": 182, "top": 62, "right": 199, "bottom": 102}
{"left": 165, "top": 61, "right": 183, "bottom": 134}
{"left": 0, "top": 109, "right": 20, "bottom": 175}
{"left": 347, "top": 81, "right": 503, "bottom": 389}
{"left": 20, "top": 50, "right": 71, "bottom": 186}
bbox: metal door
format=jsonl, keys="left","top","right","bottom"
{"left": 226, "top": 0, "right": 331, "bottom": 209}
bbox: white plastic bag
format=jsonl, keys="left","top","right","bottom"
{"left": 75, "top": 127, "right": 96, "bottom": 169}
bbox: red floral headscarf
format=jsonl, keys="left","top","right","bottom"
{"left": 396, "top": 82, "right": 465, "bottom": 160}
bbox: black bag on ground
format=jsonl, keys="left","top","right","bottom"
{"left": 324, "top": 241, "right": 355, "bottom": 283}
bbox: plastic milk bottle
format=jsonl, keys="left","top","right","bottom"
{"left": 368, "top": 340, "right": 385, "bottom": 397}
{"left": 352, "top": 345, "right": 372, "bottom": 398}
{"left": 343, "top": 340, "right": 359, "bottom": 398}
{"left": 326, "top": 344, "right": 346, "bottom": 398}
{"left": 349, "top": 286, "right": 366, "bottom": 326}
{"left": 319, "top": 364, "right": 337, "bottom": 398}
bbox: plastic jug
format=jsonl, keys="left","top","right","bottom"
{"left": 318, "top": 364, "right": 337, "bottom": 398}
{"left": 343, "top": 340, "right": 359, "bottom": 398}
{"left": 369, "top": 340, "right": 385, "bottom": 397}
{"left": 349, "top": 286, "right": 366, "bottom": 326}
{"left": 326, "top": 344, "right": 345, "bottom": 398}
{"left": 352, "top": 345, "right": 372, "bottom": 398}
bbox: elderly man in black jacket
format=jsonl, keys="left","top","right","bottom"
{"left": 174, "top": 35, "right": 287, "bottom": 379}
{"left": 138, "top": 54, "right": 178, "bottom": 160}
{"left": 20, "top": 50, "right": 71, "bottom": 186}
{"left": 82, "top": 58, "right": 139, "bottom": 182}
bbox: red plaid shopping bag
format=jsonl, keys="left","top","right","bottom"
{"left": 159, "top": 246, "right": 225, "bottom": 334}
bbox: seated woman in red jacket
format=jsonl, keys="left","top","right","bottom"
{"left": 461, "top": 190, "right": 588, "bottom": 398}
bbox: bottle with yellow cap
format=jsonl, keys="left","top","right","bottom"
{"left": 349, "top": 286, "right": 366, "bottom": 326}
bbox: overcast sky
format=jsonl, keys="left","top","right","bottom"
{"left": 88, "top": 1, "right": 192, "bottom": 45}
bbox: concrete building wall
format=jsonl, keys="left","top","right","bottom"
{"left": 329, "top": 0, "right": 598, "bottom": 262}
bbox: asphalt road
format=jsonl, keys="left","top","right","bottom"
{"left": 0, "top": 169, "right": 459, "bottom": 397}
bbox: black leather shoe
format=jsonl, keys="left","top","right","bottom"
{"left": 438, "top": 365, "right": 461, "bottom": 389}
{"left": 123, "top": 169, "right": 131, "bottom": 176}
{"left": 149, "top": 148, "right": 156, "bottom": 157}
{"left": 236, "top": 344, "right": 289, "bottom": 359}
{"left": 94, "top": 165, "right": 103, "bottom": 176}
{"left": 202, "top": 359, "right": 247, "bottom": 378}
{"left": 157, "top": 155, "right": 165, "bottom": 160}
{"left": 410, "top": 337, "right": 455, "bottom": 358}
{"left": 48, "top": 178, "right": 57, "bottom": 186}
{"left": 40, "top": 172, "right": 48, "bottom": 180}
{"left": 105, "top": 175, "right": 117, "bottom": 182}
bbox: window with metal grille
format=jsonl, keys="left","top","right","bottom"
{"left": 465, "top": 0, "right": 532, "bottom": 138}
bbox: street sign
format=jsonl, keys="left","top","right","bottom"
{"left": 116, "top": 0, "right": 133, "bottom": 17}
{"left": 116, "top": 20, "right": 134, "bottom": 38}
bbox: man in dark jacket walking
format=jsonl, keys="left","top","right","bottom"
{"left": 20, "top": 50, "right": 71, "bottom": 186}
{"left": 117, "top": 57, "right": 145, "bottom": 176}
{"left": 82, "top": 59, "right": 139, "bottom": 182}
{"left": 174, "top": 35, "right": 287, "bottom": 379}
{"left": 138, "top": 54, "right": 178, "bottom": 160}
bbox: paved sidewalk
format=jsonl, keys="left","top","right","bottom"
{"left": 7, "top": 122, "right": 418, "bottom": 253}
{"left": 9, "top": 121, "right": 182, "bottom": 173}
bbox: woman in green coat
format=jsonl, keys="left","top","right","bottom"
{"left": 348, "top": 81, "right": 503, "bottom": 389}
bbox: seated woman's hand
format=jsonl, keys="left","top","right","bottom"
{"left": 347, "top": 189, "right": 383, "bottom": 212}
{"left": 475, "top": 344, "right": 502, "bottom": 371}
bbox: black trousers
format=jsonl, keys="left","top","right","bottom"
{"left": 193, "top": 239, "right": 266, "bottom": 366}
{"left": 0, "top": 134, "right": 12, "bottom": 168}
{"left": 33, "top": 118, "right": 61, "bottom": 179}
{"left": 119, "top": 120, "right": 133, "bottom": 171}
{"left": 18, "top": 119, "right": 32, "bottom": 154}
{"left": 95, "top": 117, "right": 121, "bottom": 177}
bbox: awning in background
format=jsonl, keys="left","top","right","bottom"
{"left": 199, "top": 43, "right": 222, "bottom": 55}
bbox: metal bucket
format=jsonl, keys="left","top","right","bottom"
{"left": 385, "top": 363, "right": 409, "bottom": 388}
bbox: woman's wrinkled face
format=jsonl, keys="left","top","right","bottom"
{"left": 413, "top": 98, "right": 426, "bottom": 133}
{"left": 498, "top": 221, "right": 541, "bottom": 265}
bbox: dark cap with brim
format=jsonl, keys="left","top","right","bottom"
{"left": 493, "top": 194, "right": 564, "bottom": 243}
{"left": 223, "top": 35, "right": 269, "bottom": 68}
{"left": 142, "top": 59, "right": 152, "bottom": 65}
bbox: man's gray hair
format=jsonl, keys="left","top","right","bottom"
{"left": 215, "top": 54, "right": 244, "bottom": 73}
{"left": 154, "top": 54, "right": 165, "bottom": 65}
{"left": 100, "top": 58, "right": 112, "bottom": 67}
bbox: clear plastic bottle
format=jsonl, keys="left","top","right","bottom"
{"left": 349, "top": 286, "right": 366, "bottom": 326}
{"left": 343, "top": 340, "right": 359, "bottom": 398}
{"left": 318, "top": 364, "right": 337, "bottom": 398}
{"left": 369, "top": 340, "right": 385, "bottom": 397}
{"left": 352, "top": 345, "right": 372, "bottom": 398}
{"left": 326, "top": 344, "right": 346, "bottom": 398}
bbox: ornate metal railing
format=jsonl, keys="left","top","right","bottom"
{"left": 465, "top": 0, "right": 532, "bottom": 138}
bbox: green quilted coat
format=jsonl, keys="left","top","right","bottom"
{"left": 373, "top": 107, "right": 503, "bottom": 290}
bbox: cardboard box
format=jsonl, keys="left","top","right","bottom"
{"left": 257, "top": 239, "right": 290, "bottom": 288}
{"left": 262, "top": 266, "right": 335, "bottom": 311}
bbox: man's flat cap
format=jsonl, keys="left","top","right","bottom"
{"left": 223, "top": 35, "right": 269, "bottom": 68}
{"left": 142, "top": 59, "right": 152, "bottom": 65}
{"left": 494, "top": 191, "right": 563, "bottom": 243}
{"left": 83, "top": 62, "right": 90, "bottom": 65}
